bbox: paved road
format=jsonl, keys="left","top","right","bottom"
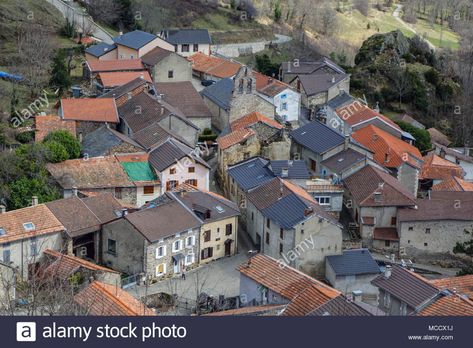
{"left": 212, "top": 34, "right": 292, "bottom": 58}
{"left": 392, "top": 4, "right": 435, "bottom": 51}
{"left": 45, "top": 0, "right": 114, "bottom": 43}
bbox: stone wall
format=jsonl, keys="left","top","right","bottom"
{"left": 153, "top": 54, "right": 192, "bottom": 83}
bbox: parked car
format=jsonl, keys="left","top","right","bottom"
{"left": 201, "top": 79, "right": 216, "bottom": 87}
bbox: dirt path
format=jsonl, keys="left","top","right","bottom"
{"left": 392, "top": 4, "right": 436, "bottom": 51}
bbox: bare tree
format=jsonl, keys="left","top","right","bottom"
{"left": 353, "top": 0, "right": 370, "bottom": 16}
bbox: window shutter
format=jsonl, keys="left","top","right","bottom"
{"left": 192, "top": 235, "right": 196, "bottom": 246}
{"left": 155, "top": 247, "right": 160, "bottom": 259}
{"left": 209, "top": 247, "right": 213, "bottom": 258}
{"left": 163, "top": 245, "right": 167, "bottom": 256}
{"left": 163, "top": 263, "right": 167, "bottom": 274}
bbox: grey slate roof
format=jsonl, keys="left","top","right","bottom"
{"left": 100, "top": 77, "right": 148, "bottom": 99}
{"left": 281, "top": 57, "right": 345, "bottom": 75}
{"left": 326, "top": 91, "right": 355, "bottom": 110}
{"left": 164, "top": 29, "right": 212, "bottom": 45}
{"left": 201, "top": 78, "right": 233, "bottom": 110}
{"left": 308, "top": 295, "right": 372, "bottom": 316}
{"left": 326, "top": 249, "right": 380, "bottom": 276}
{"left": 81, "top": 125, "right": 143, "bottom": 157}
{"left": 113, "top": 30, "right": 157, "bottom": 50}
{"left": 290, "top": 120, "right": 345, "bottom": 154}
{"left": 269, "top": 160, "right": 310, "bottom": 179}
{"left": 298, "top": 73, "right": 348, "bottom": 96}
{"left": 132, "top": 121, "right": 191, "bottom": 151}
{"left": 148, "top": 138, "right": 209, "bottom": 172}
{"left": 261, "top": 193, "right": 311, "bottom": 229}
{"left": 85, "top": 42, "right": 117, "bottom": 58}
{"left": 141, "top": 46, "right": 174, "bottom": 66}
{"left": 321, "top": 148, "right": 367, "bottom": 175}
{"left": 371, "top": 265, "right": 439, "bottom": 310}
{"left": 227, "top": 157, "right": 273, "bottom": 191}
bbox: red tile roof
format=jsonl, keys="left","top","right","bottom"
{"left": 43, "top": 249, "right": 119, "bottom": 280}
{"left": 87, "top": 59, "right": 145, "bottom": 73}
{"left": 35, "top": 115, "right": 76, "bottom": 142}
{"left": 431, "top": 275, "right": 473, "bottom": 299}
{"left": 75, "top": 281, "right": 155, "bottom": 316}
{"left": 352, "top": 125, "right": 423, "bottom": 169}
{"left": 238, "top": 254, "right": 340, "bottom": 316}
{"left": 0, "top": 204, "right": 65, "bottom": 244}
{"left": 98, "top": 71, "right": 152, "bottom": 88}
{"left": 188, "top": 52, "right": 241, "bottom": 79}
{"left": 61, "top": 98, "right": 119, "bottom": 123}
{"left": 420, "top": 153, "right": 464, "bottom": 180}
{"left": 373, "top": 227, "right": 399, "bottom": 241}
{"left": 254, "top": 71, "right": 291, "bottom": 97}
{"left": 336, "top": 102, "right": 400, "bottom": 130}
{"left": 427, "top": 127, "right": 451, "bottom": 146}
{"left": 418, "top": 295, "right": 473, "bottom": 316}
{"left": 230, "top": 111, "right": 283, "bottom": 131}
{"left": 217, "top": 128, "right": 256, "bottom": 150}
{"left": 203, "top": 304, "right": 285, "bottom": 316}
{"left": 432, "top": 176, "right": 473, "bottom": 192}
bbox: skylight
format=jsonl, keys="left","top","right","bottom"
{"left": 215, "top": 205, "right": 225, "bottom": 213}
{"left": 23, "top": 222, "right": 35, "bottom": 231}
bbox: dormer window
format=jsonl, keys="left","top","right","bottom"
{"left": 23, "top": 222, "right": 35, "bottom": 231}
{"left": 216, "top": 205, "right": 225, "bottom": 213}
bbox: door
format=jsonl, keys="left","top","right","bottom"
{"left": 173, "top": 259, "right": 181, "bottom": 274}
{"left": 225, "top": 240, "right": 232, "bottom": 256}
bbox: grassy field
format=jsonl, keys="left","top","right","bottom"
{"left": 410, "top": 17, "right": 460, "bottom": 50}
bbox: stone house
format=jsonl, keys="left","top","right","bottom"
{"left": 159, "top": 29, "right": 212, "bottom": 57}
{"left": 100, "top": 77, "right": 153, "bottom": 108}
{"left": 188, "top": 52, "right": 241, "bottom": 82}
{"left": 59, "top": 98, "right": 119, "bottom": 136}
{"left": 320, "top": 148, "right": 374, "bottom": 181}
{"left": 397, "top": 191, "right": 473, "bottom": 258}
{"left": 433, "top": 144, "right": 473, "bottom": 181}
{"left": 246, "top": 177, "right": 343, "bottom": 277}
{"left": 117, "top": 90, "right": 200, "bottom": 146}
{"left": 0, "top": 202, "right": 67, "bottom": 280}
{"left": 101, "top": 193, "right": 201, "bottom": 278}
{"left": 141, "top": 47, "right": 192, "bottom": 83}
{"left": 201, "top": 67, "right": 275, "bottom": 131}
{"left": 148, "top": 138, "right": 210, "bottom": 194}
{"left": 155, "top": 81, "right": 213, "bottom": 131}
{"left": 343, "top": 165, "right": 417, "bottom": 252}
{"left": 352, "top": 125, "right": 424, "bottom": 196}
{"left": 46, "top": 155, "right": 161, "bottom": 207}
{"left": 325, "top": 249, "right": 381, "bottom": 299}
{"left": 371, "top": 265, "right": 440, "bottom": 316}
{"left": 418, "top": 153, "right": 464, "bottom": 192}
{"left": 305, "top": 179, "right": 345, "bottom": 217}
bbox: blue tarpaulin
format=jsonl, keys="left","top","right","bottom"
{"left": 0, "top": 71, "right": 23, "bottom": 81}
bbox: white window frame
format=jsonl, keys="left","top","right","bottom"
{"left": 172, "top": 240, "right": 182, "bottom": 252}
{"left": 156, "top": 263, "right": 167, "bottom": 276}
{"left": 315, "top": 196, "right": 331, "bottom": 206}
{"left": 186, "top": 235, "right": 195, "bottom": 248}
{"left": 184, "top": 253, "right": 195, "bottom": 266}
{"left": 383, "top": 292, "right": 391, "bottom": 307}
{"left": 156, "top": 245, "right": 166, "bottom": 259}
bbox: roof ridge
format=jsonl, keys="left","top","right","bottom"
{"left": 91, "top": 282, "right": 138, "bottom": 315}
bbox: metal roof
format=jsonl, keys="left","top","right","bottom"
{"left": 326, "top": 249, "right": 381, "bottom": 276}
{"left": 85, "top": 42, "right": 117, "bottom": 58}
{"left": 269, "top": 160, "right": 310, "bottom": 179}
{"left": 201, "top": 78, "right": 233, "bottom": 110}
{"left": 113, "top": 30, "right": 157, "bottom": 50}
{"left": 164, "top": 29, "right": 211, "bottom": 45}
{"left": 227, "top": 157, "right": 273, "bottom": 191}
{"left": 261, "top": 193, "right": 311, "bottom": 229}
{"left": 290, "top": 120, "right": 345, "bottom": 154}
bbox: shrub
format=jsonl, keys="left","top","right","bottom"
{"left": 44, "top": 141, "right": 69, "bottom": 163}
{"left": 43, "top": 130, "right": 81, "bottom": 159}
{"left": 16, "top": 131, "right": 35, "bottom": 144}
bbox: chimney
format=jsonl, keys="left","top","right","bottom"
{"left": 352, "top": 290, "right": 363, "bottom": 302}
{"left": 31, "top": 196, "right": 38, "bottom": 206}
{"left": 384, "top": 265, "right": 392, "bottom": 279}
{"left": 121, "top": 208, "right": 128, "bottom": 217}
{"left": 331, "top": 75, "right": 335, "bottom": 83}
{"left": 304, "top": 207, "right": 313, "bottom": 216}
{"left": 344, "top": 135, "right": 350, "bottom": 150}
{"left": 78, "top": 132, "right": 83, "bottom": 144}
{"left": 268, "top": 77, "right": 273, "bottom": 84}
{"left": 127, "top": 92, "right": 132, "bottom": 100}
{"left": 118, "top": 31, "right": 123, "bottom": 36}
{"left": 140, "top": 73, "right": 144, "bottom": 80}
{"left": 72, "top": 186, "right": 78, "bottom": 197}
{"left": 374, "top": 101, "right": 380, "bottom": 113}
{"left": 281, "top": 167, "right": 289, "bottom": 178}
{"left": 160, "top": 106, "right": 164, "bottom": 115}
{"left": 0, "top": 205, "right": 5, "bottom": 214}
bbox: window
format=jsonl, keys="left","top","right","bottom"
{"left": 156, "top": 263, "right": 166, "bottom": 276}
{"left": 166, "top": 180, "right": 179, "bottom": 191}
{"left": 216, "top": 244, "right": 220, "bottom": 250}
{"left": 315, "top": 197, "right": 330, "bottom": 205}
{"left": 251, "top": 212, "right": 254, "bottom": 220}
{"left": 425, "top": 228, "right": 431, "bottom": 234}
{"left": 279, "top": 243, "right": 283, "bottom": 253}
{"left": 170, "top": 167, "right": 177, "bottom": 174}
{"left": 301, "top": 229, "right": 304, "bottom": 234}
{"left": 174, "top": 45, "right": 178, "bottom": 52}
{"left": 424, "top": 242, "right": 428, "bottom": 246}
{"left": 186, "top": 235, "right": 195, "bottom": 248}
{"left": 0, "top": 228, "right": 5, "bottom": 236}
{"left": 281, "top": 102, "right": 288, "bottom": 111}
{"left": 385, "top": 240, "right": 391, "bottom": 247}
{"left": 188, "top": 167, "right": 195, "bottom": 173}
{"left": 156, "top": 245, "right": 166, "bottom": 259}
{"left": 115, "top": 187, "right": 122, "bottom": 199}
{"left": 225, "top": 224, "right": 232, "bottom": 235}
{"left": 107, "top": 239, "right": 117, "bottom": 255}
{"left": 193, "top": 44, "right": 199, "bottom": 52}
{"left": 204, "top": 230, "right": 211, "bottom": 242}
{"left": 310, "top": 159, "right": 316, "bottom": 172}
{"left": 172, "top": 240, "right": 182, "bottom": 252}
{"left": 383, "top": 292, "right": 391, "bottom": 307}
{"left": 265, "top": 232, "right": 270, "bottom": 245}
{"left": 185, "top": 253, "right": 195, "bottom": 265}
{"left": 186, "top": 179, "right": 198, "bottom": 186}
{"left": 280, "top": 228, "right": 284, "bottom": 239}
{"left": 266, "top": 218, "right": 270, "bottom": 228}
{"left": 168, "top": 70, "right": 174, "bottom": 78}
{"left": 391, "top": 217, "right": 397, "bottom": 225}
{"left": 408, "top": 226, "right": 413, "bottom": 231}
{"left": 181, "top": 44, "right": 190, "bottom": 52}
{"left": 201, "top": 247, "right": 213, "bottom": 260}
{"left": 23, "top": 222, "right": 35, "bottom": 231}
{"left": 29, "top": 237, "right": 38, "bottom": 257}
{"left": 3, "top": 249, "right": 10, "bottom": 264}
{"left": 243, "top": 152, "right": 250, "bottom": 160}
{"left": 143, "top": 186, "right": 154, "bottom": 195}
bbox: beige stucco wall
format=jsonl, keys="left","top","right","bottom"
{"left": 153, "top": 54, "right": 192, "bottom": 83}
{"left": 199, "top": 216, "right": 238, "bottom": 264}
{"left": 160, "top": 158, "right": 209, "bottom": 194}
